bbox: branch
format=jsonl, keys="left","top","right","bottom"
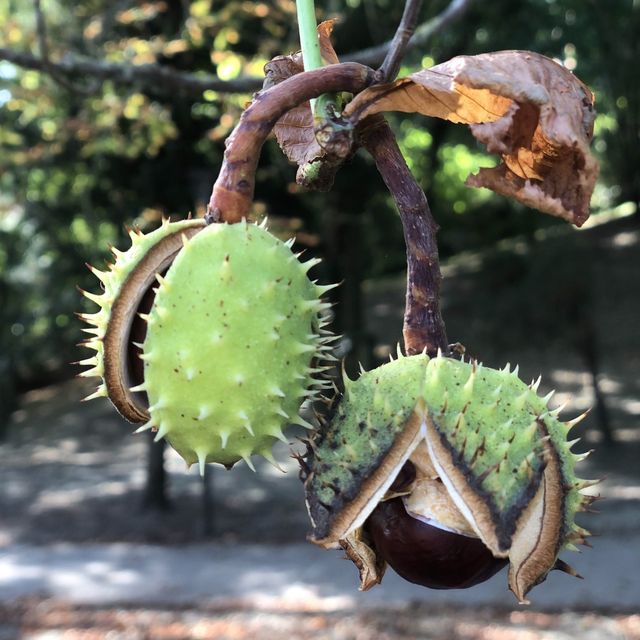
{"left": 33, "top": 0, "right": 49, "bottom": 64}
{"left": 0, "top": 0, "right": 474, "bottom": 97}
{"left": 32, "top": 0, "right": 98, "bottom": 94}
{"left": 344, "top": 0, "right": 475, "bottom": 67}
{"left": 0, "top": 47, "right": 262, "bottom": 97}
{"left": 359, "top": 115, "right": 448, "bottom": 356}
{"left": 376, "top": 0, "right": 424, "bottom": 83}
{"left": 207, "top": 63, "right": 375, "bottom": 223}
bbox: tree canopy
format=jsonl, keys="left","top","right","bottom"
{"left": 0, "top": 0, "right": 636, "bottom": 399}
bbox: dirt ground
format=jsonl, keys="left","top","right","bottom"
{"left": 1, "top": 600, "right": 639, "bottom": 640}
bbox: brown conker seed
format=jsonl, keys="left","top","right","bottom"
{"left": 389, "top": 461, "right": 416, "bottom": 492}
{"left": 126, "top": 267, "right": 171, "bottom": 407}
{"left": 366, "top": 497, "right": 507, "bottom": 590}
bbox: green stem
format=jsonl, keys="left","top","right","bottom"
{"left": 296, "top": 0, "right": 323, "bottom": 113}
{"left": 296, "top": 0, "right": 323, "bottom": 72}
{"left": 295, "top": 0, "right": 338, "bottom": 121}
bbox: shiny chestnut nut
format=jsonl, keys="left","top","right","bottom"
{"left": 389, "top": 460, "right": 416, "bottom": 492}
{"left": 366, "top": 497, "right": 507, "bottom": 590}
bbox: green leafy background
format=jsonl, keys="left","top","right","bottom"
{"left": 0, "top": 0, "right": 636, "bottom": 418}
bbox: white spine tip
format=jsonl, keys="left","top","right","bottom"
{"left": 77, "top": 368, "right": 99, "bottom": 379}
{"left": 82, "top": 386, "right": 107, "bottom": 402}
{"left": 242, "top": 454, "right": 256, "bottom": 472}
{"left": 155, "top": 273, "right": 169, "bottom": 288}
{"left": 197, "top": 406, "right": 211, "bottom": 421}
{"left": 270, "top": 427, "right": 289, "bottom": 443}
{"left": 243, "top": 422, "right": 255, "bottom": 436}
{"left": 154, "top": 424, "right": 169, "bottom": 442}
{"left": 261, "top": 450, "right": 285, "bottom": 473}
{"left": 565, "top": 410, "right": 590, "bottom": 430}
{"left": 147, "top": 400, "right": 165, "bottom": 412}
{"left": 301, "top": 257, "right": 322, "bottom": 273}
{"left": 292, "top": 415, "right": 315, "bottom": 430}
{"left": 197, "top": 451, "right": 207, "bottom": 477}
{"left": 133, "top": 420, "right": 154, "bottom": 434}
{"left": 530, "top": 375, "right": 542, "bottom": 393}
{"left": 80, "top": 327, "right": 102, "bottom": 337}
{"left": 81, "top": 290, "right": 105, "bottom": 306}
{"left": 549, "top": 402, "right": 567, "bottom": 418}
{"left": 316, "top": 282, "right": 339, "bottom": 296}
{"left": 542, "top": 390, "right": 555, "bottom": 405}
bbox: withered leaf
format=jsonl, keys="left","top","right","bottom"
{"left": 344, "top": 51, "right": 598, "bottom": 226}
{"left": 340, "top": 528, "right": 387, "bottom": 591}
{"left": 264, "top": 20, "right": 340, "bottom": 179}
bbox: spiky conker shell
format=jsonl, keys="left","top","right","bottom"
{"left": 305, "top": 354, "right": 595, "bottom": 600}
{"left": 421, "top": 356, "right": 590, "bottom": 556}
{"left": 78, "top": 219, "right": 205, "bottom": 413}
{"left": 306, "top": 354, "right": 429, "bottom": 536}
{"left": 139, "top": 221, "right": 332, "bottom": 470}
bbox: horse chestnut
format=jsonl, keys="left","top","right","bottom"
{"left": 366, "top": 497, "right": 507, "bottom": 589}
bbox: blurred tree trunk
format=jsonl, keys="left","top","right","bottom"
{"left": 0, "top": 275, "right": 17, "bottom": 440}
{"left": 201, "top": 465, "right": 215, "bottom": 536}
{"left": 578, "top": 316, "right": 614, "bottom": 446}
{"left": 567, "top": 264, "right": 614, "bottom": 446}
{"left": 0, "top": 358, "right": 16, "bottom": 441}
{"left": 322, "top": 197, "right": 374, "bottom": 379}
{"left": 142, "top": 433, "right": 170, "bottom": 510}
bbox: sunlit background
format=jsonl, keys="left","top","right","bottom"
{"left": 0, "top": 0, "right": 638, "bottom": 638}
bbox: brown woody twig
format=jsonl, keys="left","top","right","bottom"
{"left": 344, "top": 0, "right": 474, "bottom": 67}
{"left": 310, "top": 0, "right": 426, "bottom": 178}
{"left": 376, "top": 0, "right": 424, "bottom": 83}
{"left": 359, "top": 115, "right": 448, "bottom": 356}
{"left": 207, "top": 63, "right": 375, "bottom": 223}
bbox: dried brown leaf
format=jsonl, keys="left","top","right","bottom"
{"left": 340, "top": 528, "right": 387, "bottom": 591}
{"left": 318, "top": 20, "right": 340, "bottom": 66}
{"left": 344, "top": 51, "right": 598, "bottom": 225}
{"left": 263, "top": 20, "right": 340, "bottom": 173}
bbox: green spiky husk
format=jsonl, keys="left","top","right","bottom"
{"left": 140, "top": 221, "right": 333, "bottom": 469}
{"left": 306, "top": 353, "right": 590, "bottom": 552}
{"left": 305, "top": 354, "right": 428, "bottom": 533}
{"left": 78, "top": 219, "right": 205, "bottom": 403}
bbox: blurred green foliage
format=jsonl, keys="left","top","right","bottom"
{"left": 0, "top": 0, "right": 637, "bottom": 406}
